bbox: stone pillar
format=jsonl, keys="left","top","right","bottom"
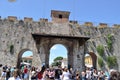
{"left": 38, "top": 45, "right": 46, "bottom": 66}
{"left": 44, "top": 48, "right": 50, "bottom": 68}
{"left": 67, "top": 47, "right": 73, "bottom": 69}
{"left": 72, "top": 40, "right": 85, "bottom": 71}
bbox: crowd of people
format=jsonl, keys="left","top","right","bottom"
{"left": 0, "top": 64, "right": 120, "bottom": 80}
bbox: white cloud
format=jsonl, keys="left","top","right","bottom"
{"left": 51, "top": 46, "right": 57, "bottom": 50}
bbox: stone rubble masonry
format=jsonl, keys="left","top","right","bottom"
{"left": 0, "top": 10, "right": 120, "bottom": 70}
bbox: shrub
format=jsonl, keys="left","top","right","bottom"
{"left": 107, "top": 56, "right": 117, "bottom": 68}
{"left": 107, "top": 34, "right": 113, "bottom": 51}
{"left": 98, "top": 57, "right": 104, "bottom": 67}
{"left": 97, "top": 45, "right": 104, "bottom": 57}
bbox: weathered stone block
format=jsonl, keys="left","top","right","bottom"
{"left": 24, "top": 17, "right": 33, "bottom": 22}
{"left": 8, "top": 16, "right": 17, "bottom": 21}
{"left": 40, "top": 18, "right": 48, "bottom": 22}
{"left": 98, "top": 23, "right": 107, "bottom": 28}
{"left": 84, "top": 22, "right": 93, "bottom": 27}
{"left": 51, "top": 10, "right": 70, "bottom": 23}
{"left": 69, "top": 20, "right": 78, "bottom": 24}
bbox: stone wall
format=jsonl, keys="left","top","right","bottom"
{"left": 0, "top": 17, "right": 120, "bottom": 70}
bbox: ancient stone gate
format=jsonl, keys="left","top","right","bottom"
{"left": 32, "top": 34, "right": 89, "bottom": 70}
{"left": 5, "top": 10, "right": 89, "bottom": 71}
{"left": 2, "top": 10, "right": 120, "bottom": 71}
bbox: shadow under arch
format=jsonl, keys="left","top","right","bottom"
{"left": 89, "top": 52, "right": 97, "bottom": 69}
{"left": 49, "top": 44, "right": 68, "bottom": 68}
{"left": 16, "top": 49, "right": 33, "bottom": 69}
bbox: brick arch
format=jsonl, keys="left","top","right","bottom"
{"left": 89, "top": 52, "right": 97, "bottom": 69}
{"left": 16, "top": 49, "right": 33, "bottom": 69}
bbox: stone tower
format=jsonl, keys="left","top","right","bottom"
{"left": 51, "top": 10, "right": 70, "bottom": 23}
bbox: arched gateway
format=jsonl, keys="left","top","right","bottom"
{"left": 16, "top": 10, "right": 90, "bottom": 70}
{"left": 0, "top": 10, "right": 90, "bottom": 71}
{"left": 32, "top": 34, "right": 89, "bottom": 70}
{"left": 1, "top": 10, "right": 120, "bottom": 71}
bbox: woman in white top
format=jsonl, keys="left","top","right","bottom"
{"left": 62, "top": 68, "right": 70, "bottom": 80}
{"left": 8, "top": 69, "right": 21, "bottom": 80}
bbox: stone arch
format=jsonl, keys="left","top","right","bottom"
{"left": 42, "top": 39, "right": 74, "bottom": 68}
{"left": 16, "top": 49, "right": 33, "bottom": 69}
{"left": 85, "top": 54, "right": 92, "bottom": 67}
{"left": 32, "top": 34, "right": 89, "bottom": 70}
{"left": 89, "top": 52, "right": 97, "bottom": 69}
{"left": 49, "top": 44, "right": 68, "bottom": 67}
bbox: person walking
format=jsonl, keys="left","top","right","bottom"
{"left": 61, "top": 68, "right": 71, "bottom": 80}
{"left": 8, "top": 69, "right": 21, "bottom": 80}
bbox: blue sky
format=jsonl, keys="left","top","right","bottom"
{"left": 22, "top": 51, "right": 33, "bottom": 57}
{"left": 1, "top": 0, "right": 120, "bottom": 25}
{"left": 1, "top": 0, "right": 120, "bottom": 64}
{"left": 49, "top": 44, "right": 67, "bottom": 64}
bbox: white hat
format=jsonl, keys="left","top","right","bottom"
{"left": 31, "top": 71, "right": 35, "bottom": 75}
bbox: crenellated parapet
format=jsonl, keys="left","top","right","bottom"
{"left": 0, "top": 10, "right": 120, "bottom": 29}
{"left": 24, "top": 17, "right": 33, "bottom": 23}
{"left": 69, "top": 20, "right": 78, "bottom": 24}
{"left": 98, "top": 23, "right": 108, "bottom": 28}
{"left": 40, "top": 18, "right": 48, "bottom": 22}
{"left": 113, "top": 24, "right": 120, "bottom": 28}
{"left": 8, "top": 16, "right": 17, "bottom": 21}
{"left": 0, "top": 16, "right": 120, "bottom": 29}
{"left": 84, "top": 22, "right": 93, "bottom": 27}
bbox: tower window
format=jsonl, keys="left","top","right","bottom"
{"left": 59, "top": 14, "right": 62, "bottom": 19}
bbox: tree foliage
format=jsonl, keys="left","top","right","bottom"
{"left": 51, "top": 56, "right": 63, "bottom": 66}
{"left": 98, "top": 57, "right": 104, "bottom": 68}
{"left": 107, "top": 34, "right": 113, "bottom": 51}
{"left": 107, "top": 56, "right": 117, "bottom": 68}
{"left": 97, "top": 45, "right": 104, "bottom": 57}
{"left": 54, "top": 56, "right": 63, "bottom": 62}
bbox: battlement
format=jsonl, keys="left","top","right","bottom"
{"left": 40, "top": 18, "right": 48, "bottom": 22}
{"left": 84, "top": 22, "right": 93, "bottom": 27}
{"left": 24, "top": 17, "right": 33, "bottom": 23}
{"left": 0, "top": 10, "right": 120, "bottom": 28}
{"left": 8, "top": 16, "right": 17, "bottom": 21}
{"left": 69, "top": 20, "right": 78, "bottom": 24}
{"left": 113, "top": 24, "right": 120, "bottom": 28}
{"left": 0, "top": 16, "right": 120, "bottom": 28}
{"left": 98, "top": 23, "right": 108, "bottom": 28}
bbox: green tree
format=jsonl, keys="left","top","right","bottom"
{"left": 54, "top": 56, "right": 63, "bottom": 62}
{"left": 51, "top": 56, "right": 63, "bottom": 66}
